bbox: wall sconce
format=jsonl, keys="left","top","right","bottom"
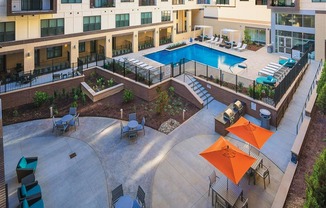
{"left": 27, "top": 52, "right": 30, "bottom": 57}
{"left": 73, "top": 45, "right": 76, "bottom": 49}
{"left": 135, "top": 34, "right": 137, "bottom": 37}
{"left": 156, "top": 31, "right": 158, "bottom": 34}
{"left": 108, "top": 39, "right": 110, "bottom": 43}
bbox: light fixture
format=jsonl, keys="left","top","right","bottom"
{"left": 27, "top": 52, "right": 30, "bottom": 57}
{"left": 108, "top": 39, "right": 110, "bottom": 43}
{"left": 73, "top": 45, "right": 76, "bottom": 49}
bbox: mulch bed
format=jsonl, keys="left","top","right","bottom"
{"left": 2, "top": 91, "right": 200, "bottom": 131}
{"left": 284, "top": 109, "right": 326, "bottom": 207}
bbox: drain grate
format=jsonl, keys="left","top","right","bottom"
{"left": 69, "top": 152, "right": 77, "bottom": 159}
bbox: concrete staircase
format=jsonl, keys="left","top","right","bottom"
{"left": 188, "top": 77, "right": 214, "bottom": 107}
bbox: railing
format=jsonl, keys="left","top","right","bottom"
{"left": 197, "top": 0, "right": 210, "bottom": 3}
{"left": 172, "top": 0, "right": 184, "bottom": 4}
{"left": 270, "top": 0, "right": 295, "bottom": 7}
{"left": 138, "top": 41, "right": 154, "bottom": 51}
{"left": 295, "top": 59, "right": 323, "bottom": 134}
{"left": 91, "top": 0, "right": 115, "bottom": 8}
{"left": 0, "top": 63, "right": 82, "bottom": 94}
{"left": 159, "top": 37, "right": 172, "bottom": 45}
{"left": 176, "top": 30, "right": 188, "bottom": 34}
{"left": 139, "top": 0, "right": 156, "bottom": 6}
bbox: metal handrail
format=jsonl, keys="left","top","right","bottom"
{"left": 295, "top": 59, "right": 323, "bottom": 134}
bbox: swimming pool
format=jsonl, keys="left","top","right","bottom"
{"left": 145, "top": 44, "right": 246, "bottom": 68}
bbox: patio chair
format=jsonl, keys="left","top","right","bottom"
{"left": 135, "top": 185, "right": 146, "bottom": 208}
{"left": 18, "top": 195, "right": 44, "bottom": 208}
{"left": 233, "top": 42, "right": 242, "bottom": 50}
{"left": 120, "top": 121, "right": 130, "bottom": 139}
{"left": 111, "top": 184, "right": 123, "bottom": 208}
{"left": 237, "top": 43, "right": 247, "bottom": 52}
{"left": 255, "top": 76, "right": 277, "bottom": 86}
{"left": 69, "top": 107, "right": 77, "bottom": 116}
{"left": 136, "top": 117, "right": 146, "bottom": 135}
{"left": 69, "top": 113, "right": 80, "bottom": 131}
{"left": 208, "top": 170, "right": 219, "bottom": 196}
{"left": 16, "top": 156, "right": 38, "bottom": 183}
{"left": 255, "top": 164, "right": 270, "bottom": 189}
{"left": 234, "top": 195, "right": 249, "bottom": 208}
{"left": 214, "top": 38, "right": 224, "bottom": 46}
{"left": 17, "top": 181, "right": 42, "bottom": 202}
{"left": 215, "top": 194, "right": 227, "bottom": 208}
{"left": 129, "top": 113, "right": 137, "bottom": 121}
{"left": 54, "top": 121, "right": 69, "bottom": 135}
{"left": 206, "top": 37, "right": 216, "bottom": 44}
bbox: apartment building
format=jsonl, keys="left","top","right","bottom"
{"left": 269, "top": 0, "right": 326, "bottom": 60}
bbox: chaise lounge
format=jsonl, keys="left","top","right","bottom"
{"left": 17, "top": 181, "right": 42, "bottom": 202}
{"left": 16, "top": 156, "right": 38, "bottom": 183}
{"left": 256, "top": 76, "right": 277, "bottom": 86}
{"left": 279, "top": 57, "right": 296, "bottom": 68}
{"left": 18, "top": 195, "right": 44, "bottom": 208}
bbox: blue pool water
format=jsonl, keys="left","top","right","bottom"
{"left": 145, "top": 44, "right": 246, "bottom": 68}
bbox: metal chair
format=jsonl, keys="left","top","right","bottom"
{"left": 111, "top": 184, "right": 123, "bottom": 208}
{"left": 120, "top": 121, "right": 130, "bottom": 139}
{"left": 69, "top": 107, "right": 77, "bottom": 116}
{"left": 136, "top": 185, "right": 146, "bottom": 208}
{"left": 69, "top": 114, "right": 80, "bottom": 131}
{"left": 256, "top": 164, "right": 270, "bottom": 189}
{"left": 129, "top": 113, "right": 137, "bottom": 121}
{"left": 208, "top": 170, "right": 219, "bottom": 196}
{"left": 234, "top": 195, "right": 249, "bottom": 208}
{"left": 215, "top": 193, "right": 227, "bottom": 208}
{"left": 136, "top": 117, "right": 146, "bottom": 135}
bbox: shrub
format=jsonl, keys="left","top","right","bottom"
{"left": 316, "top": 84, "right": 326, "bottom": 114}
{"left": 244, "top": 29, "right": 252, "bottom": 45}
{"left": 107, "top": 78, "right": 114, "bottom": 87}
{"left": 13, "top": 110, "right": 19, "bottom": 117}
{"left": 156, "top": 87, "right": 169, "bottom": 114}
{"left": 169, "top": 86, "right": 175, "bottom": 97}
{"left": 81, "top": 93, "right": 87, "bottom": 105}
{"left": 71, "top": 101, "right": 78, "bottom": 108}
{"left": 304, "top": 149, "right": 326, "bottom": 208}
{"left": 34, "top": 91, "right": 49, "bottom": 107}
{"left": 237, "top": 82, "right": 244, "bottom": 92}
{"left": 123, "top": 89, "right": 134, "bottom": 103}
{"left": 317, "top": 63, "right": 326, "bottom": 94}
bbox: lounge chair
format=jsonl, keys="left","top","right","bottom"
{"left": 205, "top": 36, "right": 215, "bottom": 43}
{"left": 207, "top": 37, "right": 218, "bottom": 44}
{"left": 232, "top": 42, "right": 242, "bottom": 50}
{"left": 18, "top": 195, "right": 44, "bottom": 208}
{"left": 279, "top": 58, "right": 296, "bottom": 68}
{"left": 139, "top": 63, "right": 148, "bottom": 68}
{"left": 17, "top": 181, "right": 42, "bottom": 202}
{"left": 214, "top": 38, "right": 223, "bottom": 46}
{"left": 16, "top": 157, "right": 38, "bottom": 183}
{"left": 256, "top": 76, "right": 277, "bottom": 86}
{"left": 144, "top": 65, "right": 154, "bottom": 70}
{"left": 258, "top": 68, "right": 274, "bottom": 77}
{"left": 237, "top": 43, "right": 247, "bottom": 52}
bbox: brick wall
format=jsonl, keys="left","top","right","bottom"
{"left": 0, "top": 76, "right": 84, "bottom": 110}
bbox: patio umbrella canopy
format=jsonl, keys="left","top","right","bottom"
{"left": 199, "top": 137, "right": 256, "bottom": 185}
{"left": 226, "top": 117, "right": 274, "bottom": 150}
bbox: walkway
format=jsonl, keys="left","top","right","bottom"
{"left": 3, "top": 58, "right": 320, "bottom": 207}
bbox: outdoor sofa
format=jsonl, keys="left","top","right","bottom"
{"left": 16, "top": 156, "right": 38, "bottom": 182}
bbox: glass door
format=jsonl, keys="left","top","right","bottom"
{"left": 278, "top": 36, "right": 292, "bottom": 54}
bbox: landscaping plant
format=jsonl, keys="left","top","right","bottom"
{"left": 34, "top": 91, "right": 49, "bottom": 107}
{"left": 304, "top": 149, "right": 326, "bottom": 208}
{"left": 155, "top": 87, "right": 169, "bottom": 114}
{"left": 317, "top": 62, "right": 326, "bottom": 94}
{"left": 123, "top": 89, "right": 134, "bottom": 103}
{"left": 316, "top": 84, "right": 326, "bottom": 114}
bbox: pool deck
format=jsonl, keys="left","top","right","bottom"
{"left": 3, "top": 46, "right": 320, "bottom": 208}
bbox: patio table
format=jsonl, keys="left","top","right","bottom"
{"left": 128, "top": 120, "right": 138, "bottom": 130}
{"left": 238, "top": 145, "right": 263, "bottom": 184}
{"left": 61, "top": 114, "right": 74, "bottom": 125}
{"left": 211, "top": 175, "right": 243, "bottom": 207}
{"left": 115, "top": 195, "right": 140, "bottom": 208}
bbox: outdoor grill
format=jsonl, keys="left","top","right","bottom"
{"left": 234, "top": 100, "right": 243, "bottom": 112}
{"left": 223, "top": 108, "right": 235, "bottom": 122}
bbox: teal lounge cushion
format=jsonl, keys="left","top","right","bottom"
{"left": 27, "top": 185, "right": 41, "bottom": 196}
{"left": 31, "top": 199, "right": 44, "bottom": 208}
{"left": 22, "top": 199, "right": 29, "bottom": 208}
{"left": 279, "top": 59, "right": 296, "bottom": 67}
{"left": 26, "top": 161, "right": 37, "bottom": 170}
{"left": 18, "top": 157, "right": 27, "bottom": 168}
{"left": 21, "top": 184, "right": 27, "bottom": 197}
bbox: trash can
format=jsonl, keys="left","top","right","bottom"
{"left": 260, "top": 109, "right": 271, "bottom": 130}
{"left": 267, "top": 44, "right": 273, "bottom": 53}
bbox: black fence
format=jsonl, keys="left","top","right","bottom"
{"left": 0, "top": 63, "right": 82, "bottom": 94}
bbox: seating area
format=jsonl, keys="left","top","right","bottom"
{"left": 258, "top": 61, "right": 289, "bottom": 80}
{"left": 111, "top": 184, "right": 145, "bottom": 208}
{"left": 52, "top": 107, "right": 80, "bottom": 134}
{"left": 16, "top": 156, "right": 45, "bottom": 208}
{"left": 120, "top": 113, "right": 146, "bottom": 139}
{"left": 256, "top": 75, "right": 277, "bottom": 86}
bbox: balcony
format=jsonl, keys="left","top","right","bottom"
{"left": 267, "top": 0, "right": 299, "bottom": 10}
{"left": 90, "top": 0, "right": 115, "bottom": 8}
{"left": 172, "top": 0, "right": 184, "bottom": 5}
{"left": 139, "top": 0, "right": 156, "bottom": 6}
{"left": 197, "top": 0, "right": 210, "bottom": 4}
{"left": 7, "top": 0, "right": 57, "bottom": 16}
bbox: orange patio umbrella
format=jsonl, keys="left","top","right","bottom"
{"left": 199, "top": 136, "right": 256, "bottom": 187}
{"left": 226, "top": 116, "right": 274, "bottom": 150}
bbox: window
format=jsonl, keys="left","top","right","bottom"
{"left": 47, "top": 46, "right": 62, "bottom": 59}
{"left": 216, "top": 0, "right": 229, "bottom": 4}
{"left": 0, "top": 22, "right": 15, "bottom": 42}
{"left": 141, "top": 12, "right": 152, "bottom": 25}
{"left": 312, "top": 0, "right": 326, "bottom": 2}
{"left": 161, "top": 11, "right": 171, "bottom": 22}
{"left": 83, "top": 16, "right": 101, "bottom": 32}
{"left": 276, "top": 14, "right": 315, "bottom": 28}
{"left": 255, "top": 0, "right": 267, "bottom": 5}
{"left": 41, "top": 19, "right": 64, "bottom": 37}
{"left": 61, "top": 0, "right": 82, "bottom": 3}
{"left": 22, "top": 0, "right": 42, "bottom": 10}
{"left": 121, "top": 0, "right": 134, "bottom": 2}
{"left": 79, "top": 42, "right": 85, "bottom": 52}
{"left": 116, "top": 14, "right": 129, "bottom": 27}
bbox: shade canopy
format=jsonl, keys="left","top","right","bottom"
{"left": 220, "top": 28, "right": 241, "bottom": 43}
{"left": 226, "top": 117, "right": 274, "bottom": 149}
{"left": 199, "top": 136, "right": 256, "bottom": 184}
{"left": 194, "top": 25, "right": 213, "bottom": 41}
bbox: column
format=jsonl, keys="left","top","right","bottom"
{"left": 132, "top": 31, "right": 138, "bottom": 53}
{"left": 154, "top": 28, "right": 160, "bottom": 47}
{"left": 186, "top": 10, "right": 192, "bottom": 33}
{"left": 23, "top": 45, "right": 34, "bottom": 72}
{"left": 106, "top": 35, "right": 112, "bottom": 58}
{"left": 70, "top": 39, "right": 79, "bottom": 67}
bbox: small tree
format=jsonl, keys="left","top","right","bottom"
{"left": 155, "top": 87, "right": 169, "bottom": 114}
{"left": 316, "top": 84, "right": 326, "bottom": 114}
{"left": 243, "top": 29, "right": 252, "bottom": 45}
{"left": 304, "top": 149, "right": 326, "bottom": 208}
{"left": 123, "top": 89, "right": 134, "bottom": 103}
{"left": 33, "top": 91, "right": 48, "bottom": 107}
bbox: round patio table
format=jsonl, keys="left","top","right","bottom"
{"left": 115, "top": 195, "right": 140, "bottom": 208}
{"left": 61, "top": 114, "right": 74, "bottom": 123}
{"left": 128, "top": 120, "right": 138, "bottom": 129}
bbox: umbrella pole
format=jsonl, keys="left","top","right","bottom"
{"left": 227, "top": 179, "right": 229, "bottom": 190}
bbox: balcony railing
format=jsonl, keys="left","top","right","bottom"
{"left": 7, "top": 0, "right": 57, "bottom": 16}
{"left": 270, "top": 0, "right": 295, "bottom": 7}
{"left": 197, "top": 0, "right": 210, "bottom": 4}
{"left": 172, "top": 0, "right": 184, "bottom": 5}
{"left": 139, "top": 0, "right": 156, "bottom": 6}
{"left": 90, "top": 0, "right": 115, "bottom": 8}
